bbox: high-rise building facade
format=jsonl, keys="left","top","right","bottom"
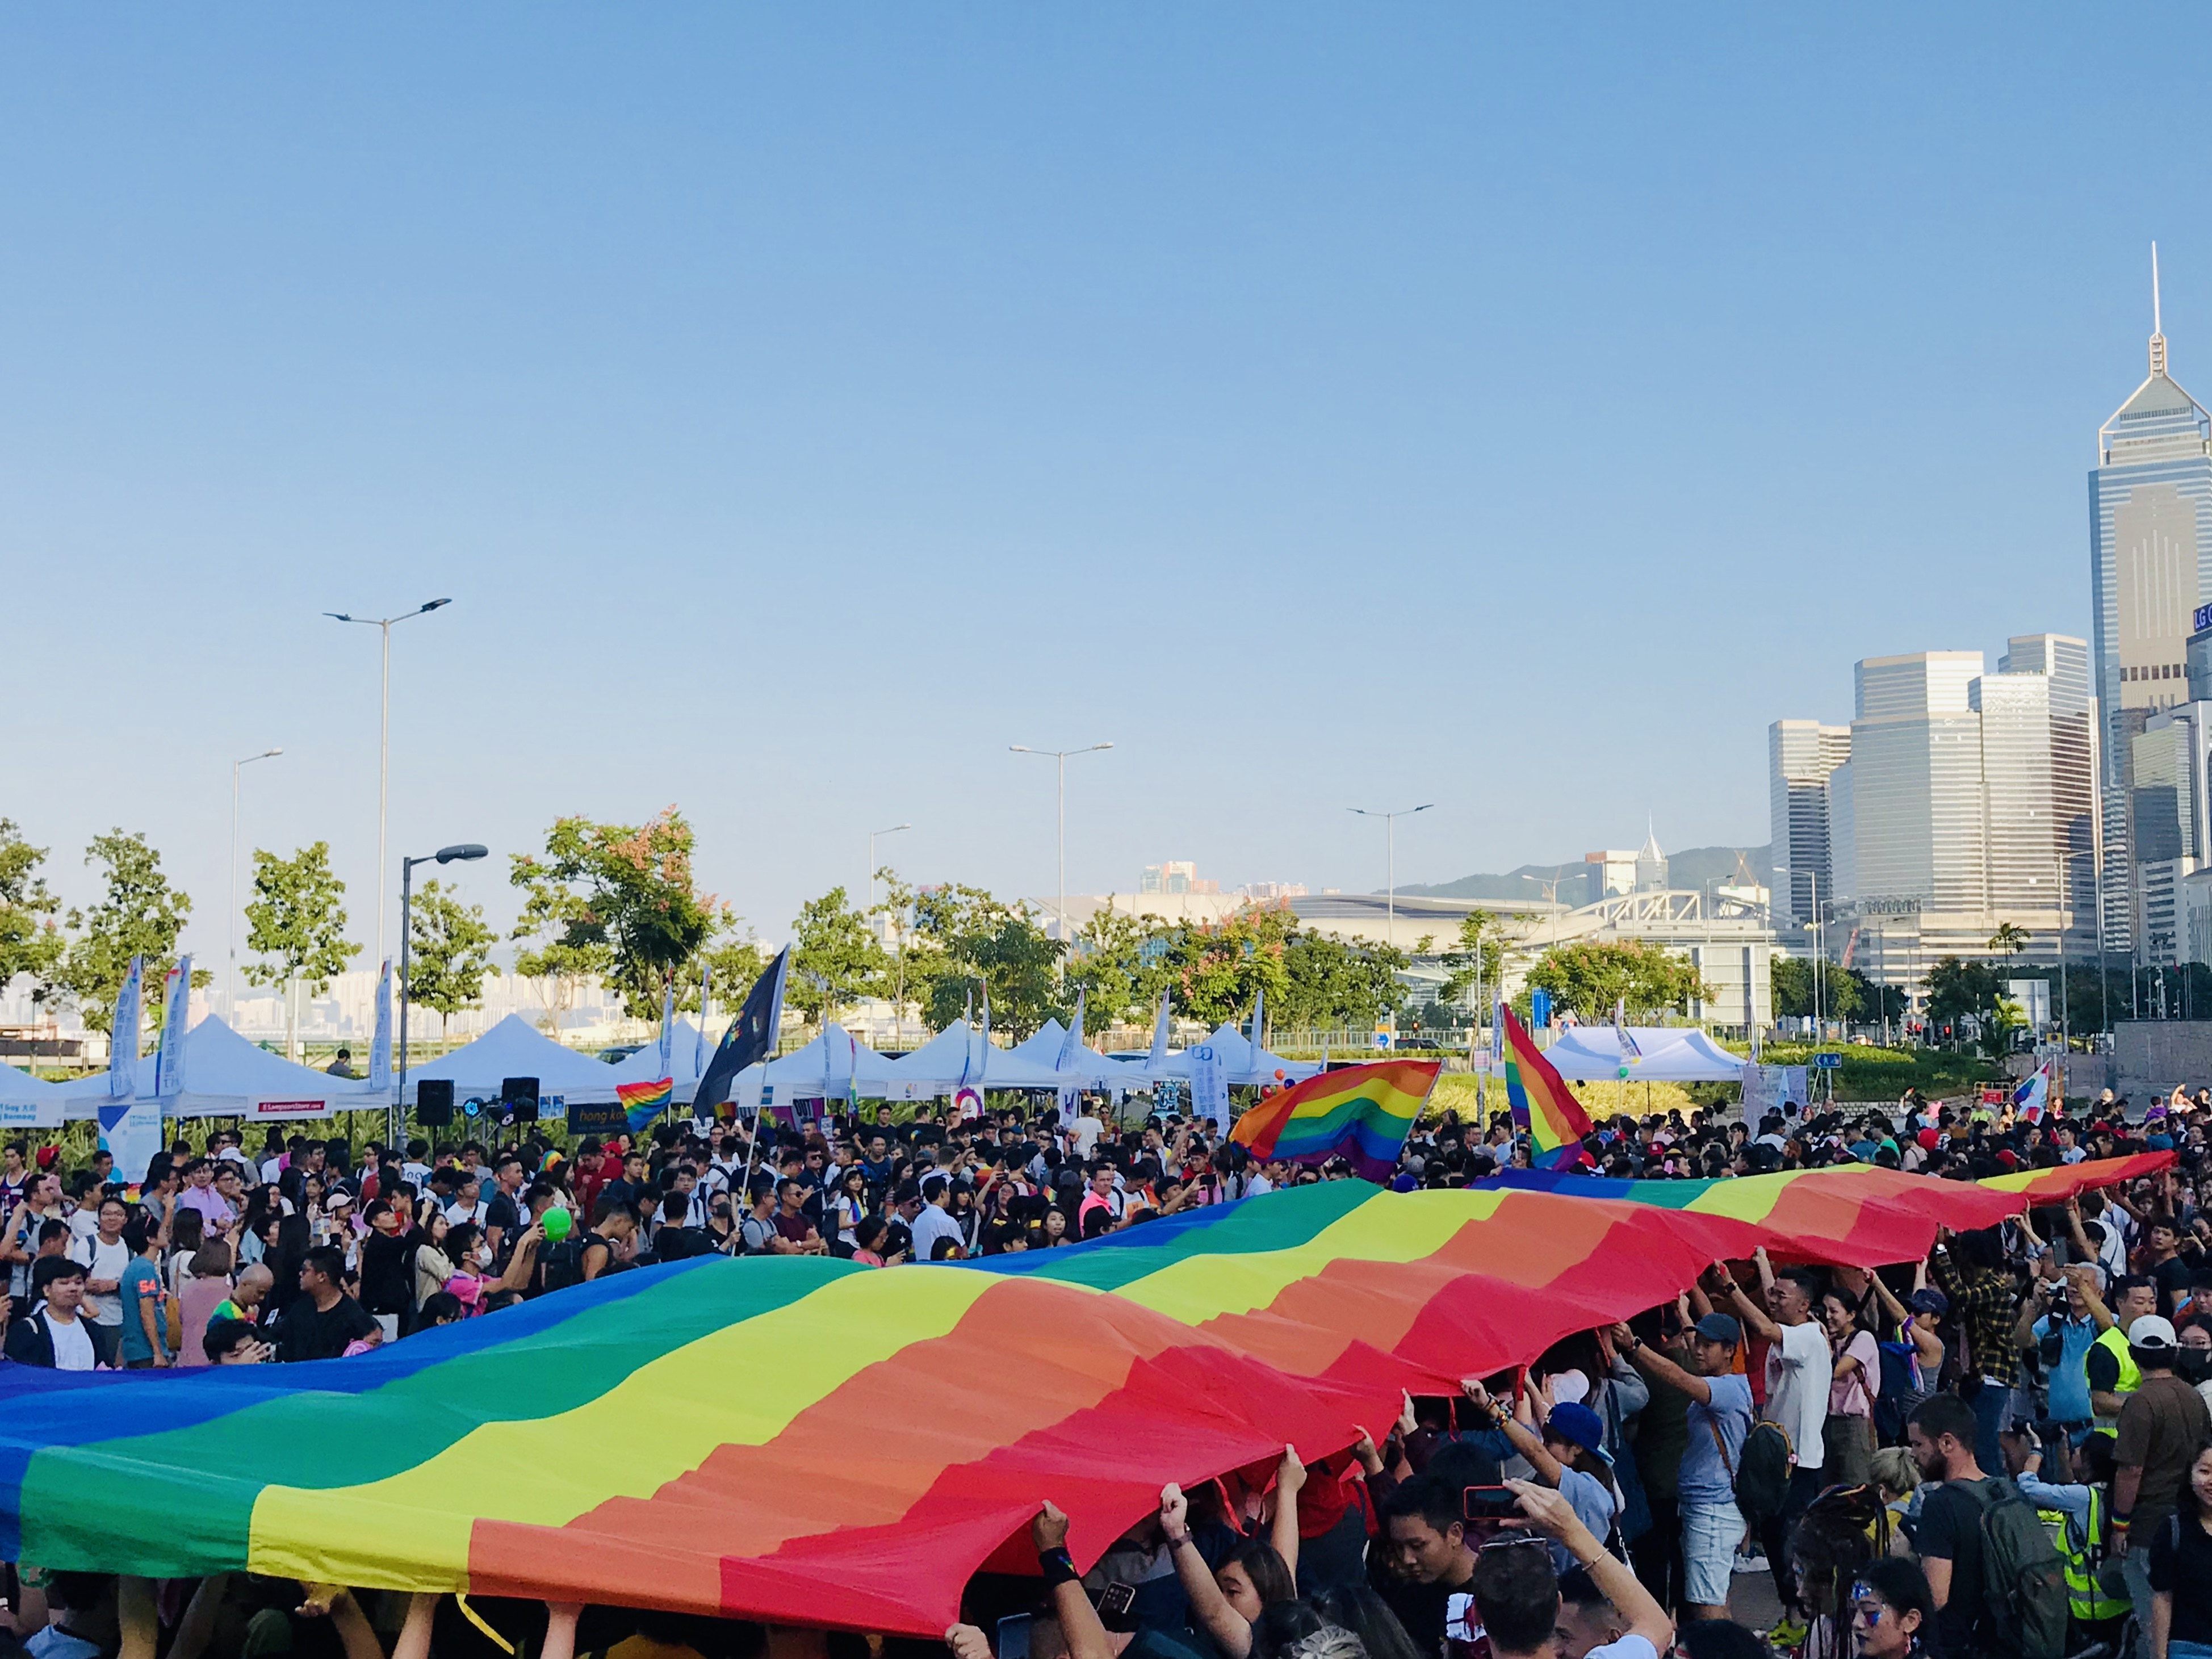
{"left": 1799, "top": 647, "right": 2085, "bottom": 986}
{"left": 2090, "top": 260, "right": 2212, "bottom": 957}
{"left": 1973, "top": 670, "right": 2056, "bottom": 912}
{"left": 1846, "top": 652, "right": 1989, "bottom": 914}
{"left": 1768, "top": 720, "right": 1851, "bottom": 928}
{"left": 1998, "top": 633, "right": 2097, "bottom": 940}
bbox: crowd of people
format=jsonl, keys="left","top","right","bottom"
{"left": 2, "top": 1084, "right": 2211, "bottom": 1659}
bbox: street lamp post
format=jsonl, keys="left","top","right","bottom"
{"left": 1351, "top": 804, "right": 1434, "bottom": 952}
{"left": 326, "top": 599, "right": 454, "bottom": 977}
{"left": 868, "top": 823, "right": 911, "bottom": 911}
{"left": 395, "top": 842, "right": 488, "bottom": 1147}
{"left": 1009, "top": 743, "right": 1113, "bottom": 946}
{"left": 228, "top": 748, "right": 283, "bottom": 1021}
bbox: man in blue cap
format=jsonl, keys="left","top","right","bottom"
{"left": 1610, "top": 1308, "right": 1756, "bottom": 1624}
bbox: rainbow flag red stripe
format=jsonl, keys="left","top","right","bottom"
{"left": 1229, "top": 1060, "right": 1438, "bottom": 1180}
{"left": 1499, "top": 1005, "right": 1594, "bottom": 1168}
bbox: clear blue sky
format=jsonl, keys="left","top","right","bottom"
{"left": 5, "top": 7, "right": 2207, "bottom": 959}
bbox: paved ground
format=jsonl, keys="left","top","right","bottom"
{"left": 1731, "top": 1565, "right": 1782, "bottom": 1630}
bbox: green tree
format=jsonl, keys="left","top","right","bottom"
{"left": 1925, "top": 956, "right": 2002, "bottom": 1033}
{"left": 1064, "top": 904, "right": 1171, "bottom": 1033}
{"left": 58, "top": 830, "right": 205, "bottom": 1032}
{"left": 406, "top": 879, "right": 500, "bottom": 1037}
{"left": 1436, "top": 911, "right": 1509, "bottom": 1011}
{"left": 1163, "top": 907, "right": 1292, "bottom": 1027}
{"left": 1526, "top": 939, "right": 1714, "bottom": 1025}
{"left": 787, "top": 886, "right": 887, "bottom": 1029}
{"left": 908, "top": 884, "right": 1066, "bottom": 1039}
{"left": 1273, "top": 928, "right": 1409, "bottom": 1032}
{"left": 1771, "top": 954, "right": 1815, "bottom": 1020}
{"left": 1989, "top": 921, "right": 2031, "bottom": 960}
{"left": 0, "top": 820, "right": 64, "bottom": 1008}
{"left": 244, "top": 841, "right": 360, "bottom": 1058}
{"left": 696, "top": 921, "right": 767, "bottom": 1021}
{"left": 509, "top": 810, "right": 719, "bottom": 1020}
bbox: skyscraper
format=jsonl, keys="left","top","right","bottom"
{"left": 1847, "top": 652, "right": 1989, "bottom": 914}
{"left": 1769, "top": 720, "right": 1851, "bottom": 928}
{"left": 2090, "top": 246, "right": 2212, "bottom": 958}
{"left": 1997, "top": 633, "right": 2097, "bottom": 948}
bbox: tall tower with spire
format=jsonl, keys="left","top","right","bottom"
{"left": 2090, "top": 244, "right": 2212, "bottom": 959}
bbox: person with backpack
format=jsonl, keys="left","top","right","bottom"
{"left": 1609, "top": 1311, "right": 1754, "bottom": 1623}
{"left": 1907, "top": 1390, "right": 2069, "bottom": 1659}
{"left": 2010, "top": 1423, "right": 2131, "bottom": 1652}
{"left": 2112, "top": 1314, "right": 2212, "bottom": 1653}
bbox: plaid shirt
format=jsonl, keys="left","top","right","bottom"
{"left": 1933, "top": 1255, "right": 2020, "bottom": 1386}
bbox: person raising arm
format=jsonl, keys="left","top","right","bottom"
{"left": 1477, "top": 1480, "right": 1673, "bottom": 1659}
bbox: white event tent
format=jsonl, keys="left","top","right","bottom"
{"left": 0, "top": 1060, "right": 66, "bottom": 1128}
{"left": 758, "top": 1023, "right": 903, "bottom": 1101}
{"left": 881, "top": 1019, "right": 1072, "bottom": 1099}
{"left": 401, "top": 1013, "right": 624, "bottom": 1106}
{"left": 608, "top": 1018, "right": 713, "bottom": 1103}
{"left": 1008, "top": 1019, "right": 1147, "bottom": 1093}
{"left": 1149, "top": 1023, "right": 1322, "bottom": 1087}
{"left": 54, "top": 1016, "right": 388, "bottom": 1121}
{"left": 1539, "top": 1026, "right": 1744, "bottom": 1083}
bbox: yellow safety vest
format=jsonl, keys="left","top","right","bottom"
{"left": 2091, "top": 1326, "right": 2140, "bottom": 1434}
{"left": 2047, "top": 1486, "right": 2131, "bottom": 1625}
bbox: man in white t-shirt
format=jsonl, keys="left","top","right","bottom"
{"left": 1719, "top": 1248, "right": 1831, "bottom": 1627}
{"left": 1069, "top": 1107, "right": 1104, "bottom": 1159}
{"left": 69, "top": 1195, "right": 132, "bottom": 1368}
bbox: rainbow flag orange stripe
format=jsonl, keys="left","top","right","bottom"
{"left": 1229, "top": 1059, "right": 1438, "bottom": 1180}
{"left": 1499, "top": 1005, "right": 1594, "bottom": 1169}
{"left": 615, "top": 1076, "right": 672, "bottom": 1133}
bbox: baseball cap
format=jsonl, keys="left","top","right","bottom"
{"left": 2130, "top": 1314, "right": 2180, "bottom": 1350}
{"left": 1693, "top": 1312, "right": 1742, "bottom": 1346}
{"left": 1543, "top": 1401, "right": 1609, "bottom": 1460}
{"left": 1908, "top": 1288, "right": 1949, "bottom": 1317}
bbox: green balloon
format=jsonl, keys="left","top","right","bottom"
{"left": 542, "top": 1206, "right": 573, "bottom": 1243}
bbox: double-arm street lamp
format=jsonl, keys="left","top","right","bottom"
{"left": 393, "top": 841, "right": 487, "bottom": 1145}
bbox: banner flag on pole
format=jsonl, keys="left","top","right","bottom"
{"left": 696, "top": 949, "right": 789, "bottom": 1120}
{"left": 369, "top": 960, "right": 394, "bottom": 1092}
{"left": 154, "top": 956, "right": 191, "bottom": 1100}
{"left": 109, "top": 956, "right": 143, "bottom": 1102}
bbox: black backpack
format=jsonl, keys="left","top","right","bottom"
{"left": 1704, "top": 1410, "right": 1791, "bottom": 1530}
{"left": 1954, "top": 1476, "right": 2068, "bottom": 1659}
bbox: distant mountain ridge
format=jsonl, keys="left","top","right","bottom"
{"left": 1400, "top": 843, "right": 1773, "bottom": 904}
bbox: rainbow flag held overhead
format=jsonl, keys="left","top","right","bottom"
{"left": 0, "top": 1156, "right": 2164, "bottom": 1633}
{"left": 1499, "top": 1004, "right": 1595, "bottom": 1170}
{"left": 615, "top": 1076, "right": 673, "bottom": 1134}
{"left": 1229, "top": 1059, "right": 1438, "bottom": 1181}
{"left": 2010, "top": 1060, "right": 2054, "bottom": 1122}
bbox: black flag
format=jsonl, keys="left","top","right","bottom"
{"left": 696, "top": 946, "right": 789, "bottom": 1117}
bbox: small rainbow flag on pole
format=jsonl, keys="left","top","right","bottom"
{"left": 1499, "top": 1004, "right": 1596, "bottom": 1170}
{"left": 1230, "top": 1059, "right": 1439, "bottom": 1183}
{"left": 615, "top": 1076, "right": 673, "bottom": 1134}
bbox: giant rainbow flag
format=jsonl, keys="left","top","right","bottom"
{"left": 1499, "top": 1004, "right": 1595, "bottom": 1168}
{"left": 1228, "top": 1059, "right": 1438, "bottom": 1180}
{"left": 0, "top": 1155, "right": 2165, "bottom": 1632}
